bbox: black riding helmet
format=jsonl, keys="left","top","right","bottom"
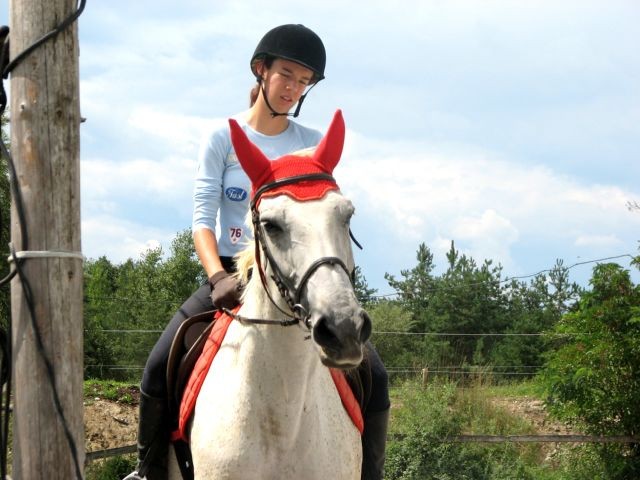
{"left": 251, "top": 24, "right": 326, "bottom": 117}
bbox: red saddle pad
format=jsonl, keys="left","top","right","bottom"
{"left": 172, "top": 307, "right": 363, "bottom": 443}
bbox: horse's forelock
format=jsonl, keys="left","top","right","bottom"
{"left": 290, "top": 146, "right": 315, "bottom": 157}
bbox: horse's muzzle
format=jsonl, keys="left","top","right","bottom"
{"left": 312, "top": 309, "right": 372, "bottom": 369}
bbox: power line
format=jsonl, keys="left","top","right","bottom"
{"left": 91, "top": 328, "right": 594, "bottom": 337}
{"left": 98, "top": 329, "right": 164, "bottom": 334}
{"left": 371, "top": 330, "right": 589, "bottom": 337}
{"left": 372, "top": 253, "right": 635, "bottom": 299}
{"left": 387, "top": 369, "right": 537, "bottom": 376}
{"left": 386, "top": 365, "right": 542, "bottom": 370}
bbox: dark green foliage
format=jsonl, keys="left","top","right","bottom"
{"left": 387, "top": 426, "right": 492, "bottom": 480}
{"left": 428, "top": 243, "right": 507, "bottom": 365}
{"left": 382, "top": 242, "right": 577, "bottom": 377}
{"left": 369, "top": 301, "right": 424, "bottom": 378}
{"left": 541, "top": 262, "right": 640, "bottom": 478}
{"left": 385, "top": 243, "right": 436, "bottom": 333}
{"left": 84, "top": 229, "right": 205, "bottom": 380}
{"left": 85, "top": 455, "right": 136, "bottom": 480}
{"left": 543, "top": 263, "right": 640, "bottom": 435}
{"left": 84, "top": 256, "right": 120, "bottom": 378}
{"left": 353, "top": 265, "right": 378, "bottom": 306}
{"left": 386, "top": 381, "right": 535, "bottom": 480}
{"left": 490, "top": 261, "right": 581, "bottom": 371}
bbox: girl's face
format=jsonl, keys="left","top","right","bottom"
{"left": 260, "top": 58, "right": 314, "bottom": 113}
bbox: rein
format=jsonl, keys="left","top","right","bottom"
{"left": 225, "top": 173, "right": 352, "bottom": 329}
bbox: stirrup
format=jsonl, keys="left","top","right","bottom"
{"left": 122, "top": 471, "right": 146, "bottom": 480}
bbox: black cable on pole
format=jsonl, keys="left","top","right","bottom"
{"left": 10, "top": 246, "right": 83, "bottom": 479}
{"left": 0, "top": 1, "right": 87, "bottom": 478}
{"left": 1, "top": 0, "right": 86, "bottom": 80}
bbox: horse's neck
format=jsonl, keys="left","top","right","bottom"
{"left": 195, "top": 280, "right": 330, "bottom": 443}
{"left": 228, "top": 280, "right": 320, "bottom": 390}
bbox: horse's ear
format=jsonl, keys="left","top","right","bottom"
{"left": 313, "top": 109, "right": 345, "bottom": 173}
{"left": 228, "top": 119, "right": 270, "bottom": 182}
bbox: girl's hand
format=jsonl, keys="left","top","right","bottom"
{"left": 208, "top": 271, "right": 242, "bottom": 309}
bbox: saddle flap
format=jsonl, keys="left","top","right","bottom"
{"left": 166, "top": 310, "right": 217, "bottom": 411}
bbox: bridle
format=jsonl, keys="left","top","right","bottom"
{"left": 223, "top": 173, "right": 354, "bottom": 330}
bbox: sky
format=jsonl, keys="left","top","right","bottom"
{"left": 2, "top": 0, "right": 639, "bottom": 294}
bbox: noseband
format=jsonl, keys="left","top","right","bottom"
{"left": 224, "top": 173, "right": 354, "bottom": 328}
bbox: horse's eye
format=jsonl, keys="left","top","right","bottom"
{"left": 262, "top": 220, "right": 282, "bottom": 235}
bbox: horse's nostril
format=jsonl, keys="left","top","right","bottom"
{"left": 359, "top": 310, "right": 372, "bottom": 343}
{"left": 313, "top": 317, "right": 341, "bottom": 352}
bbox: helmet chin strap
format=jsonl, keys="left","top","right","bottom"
{"left": 259, "top": 81, "right": 317, "bottom": 119}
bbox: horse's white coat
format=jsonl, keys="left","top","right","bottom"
{"left": 168, "top": 192, "right": 363, "bottom": 480}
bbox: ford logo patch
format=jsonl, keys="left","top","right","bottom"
{"left": 225, "top": 187, "right": 248, "bottom": 202}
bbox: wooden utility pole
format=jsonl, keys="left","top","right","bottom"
{"left": 9, "top": 0, "right": 84, "bottom": 478}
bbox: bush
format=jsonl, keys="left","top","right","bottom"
{"left": 385, "top": 380, "right": 535, "bottom": 480}
{"left": 369, "top": 302, "right": 425, "bottom": 378}
{"left": 540, "top": 263, "right": 640, "bottom": 478}
{"left": 85, "top": 455, "right": 136, "bottom": 480}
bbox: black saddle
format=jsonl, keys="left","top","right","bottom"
{"left": 166, "top": 309, "right": 218, "bottom": 413}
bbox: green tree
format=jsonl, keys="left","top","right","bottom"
{"left": 386, "top": 242, "right": 510, "bottom": 368}
{"left": 384, "top": 242, "right": 437, "bottom": 333}
{"left": 491, "top": 260, "right": 580, "bottom": 373}
{"left": 83, "top": 256, "right": 120, "bottom": 378}
{"left": 429, "top": 242, "right": 507, "bottom": 366}
{"left": 541, "top": 262, "right": 640, "bottom": 477}
{"left": 384, "top": 242, "right": 579, "bottom": 380}
{"left": 161, "top": 229, "right": 207, "bottom": 301}
{"left": 368, "top": 301, "right": 423, "bottom": 378}
{"left": 353, "top": 265, "right": 378, "bottom": 306}
{"left": 83, "top": 229, "right": 205, "bottom": 380}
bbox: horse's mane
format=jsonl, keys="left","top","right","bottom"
{"left": 234, "top": 240, "right": 255, "bottom": 286}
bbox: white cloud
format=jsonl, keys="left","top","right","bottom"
{"left": 81, "top": 154, "right": 196, "bottom": 205}
{"left": 81, "top": 108, "right": 225, "bottom": 216}
{"left": 574, "top": 234, "right": 622, "bottom": 248}
{"left": 337, "top": 128, "right": 640, "bottom": 273}
{"left": 127, "top": 106, "right": 224, "bottom": 155}
{"left": 450, "top": 209, "right": 519, "bottom": 266}
{"left": 82, "top": 216, "right": 169, "bottom": 262}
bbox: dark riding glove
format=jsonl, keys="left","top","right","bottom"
{"left": 209, "top": 271, "right": 242, "bottom": 309}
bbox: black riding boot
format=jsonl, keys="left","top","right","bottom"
{"left": 361, "top": 408, "right": 390, "bottom": 480}
{"left": 124, "top": 391, "right": 170, "bottom": 480}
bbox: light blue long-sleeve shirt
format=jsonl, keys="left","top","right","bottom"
{"left": 192, "top": 113, "right": 323, "bottom": 257}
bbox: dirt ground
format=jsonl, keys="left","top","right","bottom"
{"left": 490, "top": 396, "right": 576, "bottom": 435}
{"left": 84, "top": 398, "right": 139, "bottom": 453}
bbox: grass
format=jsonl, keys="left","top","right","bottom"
{"left": 386, "top": 376, "right": 599, "bottom": 480}
{"left": 483, "top": 378, "right": 545, "bottom": 399}
{"left": 84, "top": 379, "right": 140, "bottom": 405}
{"left": 85, "top": 455, "right": 137, "bottom": 480}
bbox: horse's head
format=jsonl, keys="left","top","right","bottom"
{"left": 229, "top": 110, "right": 371, "bottom": 369}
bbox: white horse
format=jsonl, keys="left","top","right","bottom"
{"left": 169, "top": 110, "right": 371, "bottom": 480}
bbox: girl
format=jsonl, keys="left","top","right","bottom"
{"left": 126, "top": 24, "right": 389, "bottom": 480}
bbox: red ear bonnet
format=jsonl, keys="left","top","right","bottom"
{"left": 228, "top": 110, "right": 344, "bottom": 203}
